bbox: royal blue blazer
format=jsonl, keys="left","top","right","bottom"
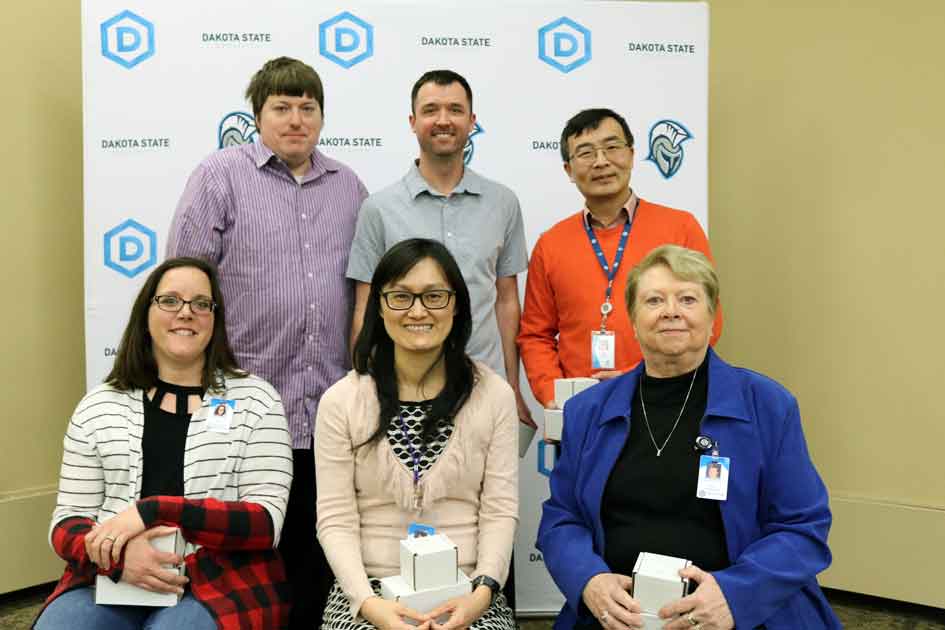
{"left": 536, "top": 348, "right": 841, "bottom": 630}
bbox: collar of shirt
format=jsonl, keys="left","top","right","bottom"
{"left": 583, "top": 191, "right": 638, "bottom": 230}
{"left": 251, "top": 140, "right": 339, "bottom": 183}
{"left": 405, "top": 160, "right": 483, "bottom": 198}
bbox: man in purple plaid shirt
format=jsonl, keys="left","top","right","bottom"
{"left": 167, "top": 57, "right": 367, "bottom": 630}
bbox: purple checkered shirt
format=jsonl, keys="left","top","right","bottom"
{"left": 167, "top": 141, "right": 367, "bottom": 448}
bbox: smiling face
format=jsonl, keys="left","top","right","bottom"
{"left": 410, "top": 81, "right": 476, "bottom": 161}
{"left": 256, "top": 93, "right": 323, "bottom": 173}
{"left": 380, "top": 257, "right": 456, "bottom": 359}
{"left": 631, "top": 264, "right": 713, "bottom": 374}
{"left": 564, "top": 116, "right": 634, "bottom": 204}
{"left": 148, "top": 266, "right": 214, "bottom": 375}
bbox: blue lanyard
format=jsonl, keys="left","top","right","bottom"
{"left": 582, "top": 212, "right": 634, "bottom": 318}
{"left": 397, "top": 410, "right": 422, "bottom": 486}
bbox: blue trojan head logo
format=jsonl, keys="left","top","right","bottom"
{"left": 100, "top": 10, "right": 155, "bottom": 69}
{"left": 463, "top": 122, "right": 484, "bottom": 165}
{"left": 104, "top": 219, "right": 157, "bottom": 278}
{"left": 537, "top": 440, "right": 559, "bottom": 478}
{"left": 538, "top": 17, "right": 591, "bottom": 74}
{"left": 646, "top": 120, "right": 692, "bottom": 179}
{"left": 319, "top": 11, "right": 374, "bottom": 68}
{"left": 218, "top": 111, "right": 258, "bottom": 149}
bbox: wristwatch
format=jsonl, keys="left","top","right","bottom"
{"left": 471, "top": 575, "right": 501, "bottom": 606}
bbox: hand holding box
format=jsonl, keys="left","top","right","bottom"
{"left": 95, "top": 529, "right": 186, "bottom": 607}
{"left": 546, "top": 378, "right": 599, "bottom": 441}
{"left": 631, "top": 552, "right": 691, "bottom": 615}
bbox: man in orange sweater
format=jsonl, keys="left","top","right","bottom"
{"left": 517, "top": 108, "right": 723, "bottom": 409}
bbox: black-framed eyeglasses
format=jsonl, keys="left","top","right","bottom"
{"left": 569, "top": 141, "right": 632, "bottom": 165}
{"left": 152, "top": 294, "right": 217, "bottom": 315}
{"left": 381, "top": 290, "right": 455, "bottom": 311}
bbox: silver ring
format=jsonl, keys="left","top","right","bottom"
{"left": 687, "top": 612, "right": 699, "bottom": 626}
{"left": 600, "top": 611, "right": 610, "bottom": 624}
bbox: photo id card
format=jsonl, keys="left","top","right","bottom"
{"left": 591, "top": 331, "right": 616, "bottom": 369}
{"left": 207, "top": 398, "right": 236, "bottom": 433}
{"left": 696, "top": 455, "right": 730, "bottom": 501}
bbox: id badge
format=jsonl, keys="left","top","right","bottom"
{"left": 207, "top": 398, "right": 235, "bottom": 433}
{"left": 696, "top": 455, "right": 730, "bottom": 501}
{"left": 591, "top": 331, "right": 616, "bottom": 369}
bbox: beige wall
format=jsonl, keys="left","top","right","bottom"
{"left": 0, "top": 1, "right": 85, "bottom": 592}
{"left": 3, "top": 0, "right": 943, "bottom": 607}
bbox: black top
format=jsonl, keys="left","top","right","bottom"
{"left": 387, "top": 400, "right": 454, "bottom": 477}
{"left": 140, "top": 379, "right": 205, "bottom": 499}
{"left": 601, "top": 358, "right": 729, "bottom": 583}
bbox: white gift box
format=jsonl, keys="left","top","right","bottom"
{"left": 399, "top": 534, "right": 459, "bottom": 591}
{"left": 380, "top": 569, "right": 471, "bottom": 624}
{"left": 95, "top": 529, "right": 186, "bottom": 607}
{"left": 631, "top": 552, "right": 691, "bottom": 614}
{"left": 553, "top": 377, "right": 599, "bottom": 409}
{"left": 544, "top": 408, "right": 563, "bottom": 442}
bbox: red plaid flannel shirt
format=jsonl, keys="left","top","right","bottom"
{"left": 44, "top": 496, "right": 289, "bottom": 629}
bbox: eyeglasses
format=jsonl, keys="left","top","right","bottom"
{"left": 152, "top": 295, "right": 217, "bottom": 315}
{"left": 569, "top": 141, "right": 632, "bottom": 165}
{"left": 382, "top": 290, "right": 455, "bottom": 311}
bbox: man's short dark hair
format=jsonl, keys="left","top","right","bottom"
{"left": 560, "top": 108, "right": 635, "bottom": 162}
{"left": 410, "top": 70, "right": 473, "bottom": 113}
{"left": 246, "top": 57, "right": 325, "bottom": 118}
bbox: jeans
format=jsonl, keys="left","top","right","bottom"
{"left": 34, "top": 586, "right": 216, "bottom": 630}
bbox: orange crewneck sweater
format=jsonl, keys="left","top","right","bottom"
{"left": 518, "top": 199, "right": 723, "bottom": 406}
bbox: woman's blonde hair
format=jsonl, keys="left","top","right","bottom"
{"left": 625, "top": 245, "right": 719, "bottom": 317}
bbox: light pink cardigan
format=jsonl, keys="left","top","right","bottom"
{"left": 314, "top": 364, "right": 519, "bottom": 618}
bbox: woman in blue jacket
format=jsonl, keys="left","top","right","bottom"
{"left": 537, "top": 245, "right": 839, "bottom": 630}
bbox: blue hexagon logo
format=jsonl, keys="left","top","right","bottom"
{"left": 319, "top": 11, "right": 373, "bottom": 69}
{"left": 100, "top": 10, "right": 155, "bottom": 69}
{"left": 538, "top": 17, "right": 591, "bottom": 74}
{"left": 104, "top": 219, "right": 157, "bottom": 278}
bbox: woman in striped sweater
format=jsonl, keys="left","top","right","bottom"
{"left": 35, "top": 257, "right": 293, "bottom": 630}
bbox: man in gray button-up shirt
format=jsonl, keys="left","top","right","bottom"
{"left": 347, "top": 69, "right": 533, "bottom": 428}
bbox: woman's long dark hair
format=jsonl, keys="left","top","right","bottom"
{"left": 106, "top": 256, "right": 244, "bottom": 392}
{"left": 353, "top": 239, "right": 476, "bottom": 448}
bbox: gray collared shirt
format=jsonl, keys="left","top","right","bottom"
{"left": 346, "top": 163, "right": 528, "bottom": 375}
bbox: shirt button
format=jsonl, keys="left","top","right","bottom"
{"left": 306, "top": 365, "right": 313, "bottom": 371}
{"left": 309, "top": 304, "right": 315, "bottom": 310}
{"left": 301, "top": 213, "right": 307, "bottom": 219}
{"left": 308, "top": 335, "right": 314, "bottom": 341}
{"left": 304, "top": 243, "right": 310, "bottom": 249}
{"left": 447, "top": 232, "right": 453, "bottom": 237}
{"left": 307, "top": 272, "right": 313, "bottom": 278}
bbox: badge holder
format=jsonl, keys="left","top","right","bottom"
{"left": 591, "top": 301, "right": 616, "bottom": 370}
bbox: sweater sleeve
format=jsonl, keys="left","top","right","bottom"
{"left": 681, "top": 213, "right": 724, "bottom": 344}
{"left": 136, "top": 496, "right": 276, "bottom": 551}
{"left": 517, "top": 235, "right": 565, "bottom": 406}
{"left": 473, "top": 378, "right": 519, "bottom": 585}
{"left": 314, "top": 380, "right": 375, "bottom": 619}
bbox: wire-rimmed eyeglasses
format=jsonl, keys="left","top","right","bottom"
{"left": 152, "top": 294, "right": 217, "bottom": 315}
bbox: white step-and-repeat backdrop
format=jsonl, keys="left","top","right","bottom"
{"left": 82, "top": 0, "right": 707, "bottom": 614}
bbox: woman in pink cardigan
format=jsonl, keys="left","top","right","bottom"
{"left": 315, "top": 238, "right": 519, "bottom": 630}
